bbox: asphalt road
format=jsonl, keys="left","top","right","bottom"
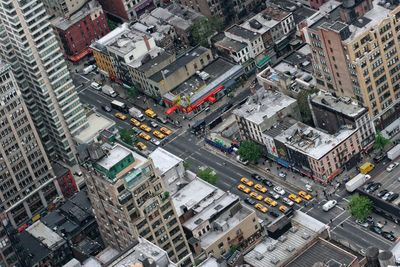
{"left": 73, "top": 70, "right": 394, "bottom": 253}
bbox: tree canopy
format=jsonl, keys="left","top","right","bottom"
{"left": 296, "top": 88, "right": 318, "bottom": 125}
{"left": 348, "top": 194, "right": 372, "bottom": 220}
{"left": 238, "top": 140, "right": 262, "bottom": 163}
{"left": 197, "top": 167, "right": 218, "bottom": 185}
{"left": 374, "top": 131, "right": 390, "bottom": 151}
{"left": 119, "top": 128, "right": 136, "bottom": 144}
{"left": 191, "top": 17, "right": 223, "bottom": 47}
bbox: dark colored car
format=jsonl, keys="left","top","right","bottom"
{"left": 387, "top": 193, "right": 399, "bottom": 202}
{"left": 263, "top": 179, "right": 273, "bottom": 187}
{"left": 269, "top": 211, "right": 280, "bottom": 218}
{"left": 378, "top": 189, "right": 389, "bottom": 198}
{"left": 251, "top": 173, "right": 262, "bottom": 181}
{"left": 370, "top": 226, "right": 383, "bottom": 235}
{"left": 373, "top": 153, "right": 386, "bottom": 163}
{"left": 244, "top": 198, "right": 256, "bottom": 205}
{"left": 382, "top": 231, "right": 396, "bottom": 241}
{"left": 366, "top": 216, "right": 374, "bottom": 224}
{"left": 367, "top": 183, "right": 382, "bottom": 193}
{"left": 102, "top": 105, "right": 112, "bottom": 112}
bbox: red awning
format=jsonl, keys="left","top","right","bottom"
{"left": 207, "top": 96, "right": 217, "bottom": 103}
{"left": 18, "top": 224, "right": 29, "bottom": 233}
{"left": 165, "top": 105, "right": 178, "bottom": 115}
{"left": 68, "top": 48, "right": 92, "bottom": 62}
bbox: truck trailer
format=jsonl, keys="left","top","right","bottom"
{"left": 129, "top": 107, "right": 145, "bottom": 121}
{"left": 388, "top": 144, "right": 400, "bottom": 160}
{"left": 345, "top": 173, "right": 371, "bottom": 192}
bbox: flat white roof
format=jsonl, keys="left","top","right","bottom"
{"left": 274, "top": 122, "right": 357, "bottom": 160}
{"left": 27, "top": 221, "right": 63, "bottom": 250}
{"left": 74, "top": 113, "right": 115, "bottom": 144}
{"left": 96, "top": 144, "right": 131, "bottom": 170}
{"left": 198, "top": 256, "right": 219, "bottom": 267}
{"left": 149, "top": 148, "right": 183, "bottom": 176}
{"left": 233, "top": 90, "right": 297, "bottom": 125}
{"left": 172, "top": 179, "right": 224, "bottom": 217}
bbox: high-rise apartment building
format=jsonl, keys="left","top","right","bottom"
{"left": 305, "top": 0, "right": 400, "bottom": 136}
{"left": 42, "top": 0, "right": 88, "bottom": 17}
{"left": 81, "top": 143, "right": 193, "bottom": 266}
{"left": 0, "top": 0, "right": 88, "bottom": 165}
{"left": 0, "top": 62, "right": 62, "bottom": 227}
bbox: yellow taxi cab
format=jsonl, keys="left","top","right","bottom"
{"left": 288, "top": 193, "right": 302, "bottom": 204}
{"left": 130, "top": 118, "right": 141, "bottom": 127}
{"left": 237, "top": 184, "right": 251, "bottom": 194}
{"left": 264, "top": 197, "right": 278, "bottom": 207}
{"left": 136, "top": 142, "right": 147, "bottom": 151}
{"left": 153, "top": 130, "right": 166, "bottom": 139}
{"left": 140, "top": 124, "right": 151, "bottom": 132}
{"left": 298, "top": 191, "right": 313, "bottom": 200}
{"left": 240, "top": 177, "right": 254, "bottom": 187}
{"left": 138, "top": 132, "right": 151, "bottom": 141}
{"left": 160, "top": 127, "right": 172, "bottom": 135}
{"left": 115, "top": 112, "right": 127, "bottom": 120}
{"left": 249, "top": 192, "right": 264, "bottom": 201}
{"left": 145, "top": 109, "right": 157, "bottom": 118}
{"left": 279, "top": 205, "right": 288, "bottom": 213}
{"left": 254, "top": 184, "right": 267, "bottom": 193}
{"left": 255, "top": 203, "right": 268, "bottom": 213}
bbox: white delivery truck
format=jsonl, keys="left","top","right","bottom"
{"left": 322, "top": 200, "right": 337, "bottom": 211}
{"left": 83, "top": 65, "right": 96, "bottom": 74}
{"left": 102, "top": 85, "right": 117, "bottom": 97}
{"left": 129, "top": 107, "right": 145, "bottom": 121}
{"left": 345, "top": 173, "right": 371, "bottom": 193}
{"left": 387, "top": 144, "right": 400, "bottom": 160}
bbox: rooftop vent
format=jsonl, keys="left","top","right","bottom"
{"left": 286, "top": 246, "right": 295, "bottom": 252}
{"left": 290, "top": 227, "right": 298, "bottom": 233}
{"left": 301, "top": 232, "right": 310, "bottom": 240}
{"left": 278, "top": 235, "right": 287, "bottom": 242}
{"left": 194, "top": 218, "right": 203, "bottom": 225}
{"left": 249, "top": 19, "right": 262, "bottom": 30}
{"left": 267, "top": 244, "right": 276, "bottom": 251}
{"left": 256, "top": 253, "right": 264, "bottom": 260}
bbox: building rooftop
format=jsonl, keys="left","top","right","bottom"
{"left": 96, "top": 144, "right": 132, "bottom": 171}
{"left": 244, "top": 211, "right": 327, "bottom": 267}
{"left": 215, "top": 37, "right": 248, "bottom": 52}
{"left": 269, "top": 0, "right": 316, "bottom": 24}
{"left": 226, "top": 24, "right": 260, "bottom": 41}
{"left": 263, "top": 118, "right": 297, "bottom": 138}
{"left": 150, "top": 4, "right": 203, "bottom": 31}
{"left": 74, "top": 113, "right": 115, "bottom": 144}
{"left": 107, "top": 237, "right": 177, "bottom": 267}
{"left": 172, "top": 178, "right": 225, "bottom": 217}
{"left": 345, "top": 0, "right": 394, "bottom": 42}
{"left": 149, "top": 147, "right": 183, "bottom": 176}
{"left": 233, "top": 89, "right": 297, "bottom": 125}
{"left": 19, "top": 231, "right": 51, "bottom": 264}
{"left": 149, "top": 46, "right": 210, "bottom": 83}
{"left": 183, "top": 192, "right": 239, "bottom": 232}
{"left": 52, "top": 0, "right": 102, "bottom": 31}
{"left": 52, "top": 162, "right": 70, "bottom": 178}
{"left": 26, "top": 221, "right": 64, "bottom": 250}
{"left": 274, "top": 121, "right": 358, "bottom": 160}
{"left": 285, "top": 238, "right": 358, "bottom": 267}
{"left": 137, "top": 51, "right": 174, "bottom": 72}
{"left": 310, "top": 91, "right": 367, "bottom": 119}
{"left": 197, "top": 256, "right": 220, "bottom": 267}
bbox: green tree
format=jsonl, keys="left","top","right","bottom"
{"left": 126, "top": 85, "right": 138, "bottom": 99}
{"left": 183, "top": 161, "right": 191, "bottom": 170}
{"left": 296, "top": 88, "right": 318, "bottom": 125}
{"left": 348, "top": 194, "right": 372, "bottom": 220}
{"left": 374, "top": 130, "right": 391, "bottom": 151}
{"left": 119, "top": 128, "right": 134, "bottom": 144}
{"left": 238, "top": 140, "right": 262, "bottom": 163}
{"left": 197, "top": 167, "right": 218, "bottom": 185}
{"left": 191, "top": 17, "right": 223, "bottom": 47}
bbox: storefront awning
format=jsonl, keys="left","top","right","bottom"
{"left": 165, "top": 105, "right": 178, "bottom": 115}
{"left": 256, "top": 55, "right": 270, "bottom": 68}
{"left": 207, "top": 96, "right": 217, "bottom": 103}
{"left": 68, "top": 48, "right": 92, "bottom": 62}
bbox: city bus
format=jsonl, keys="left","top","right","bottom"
{"left": 111, "top": 100, "right": 128, "bottom": 113}
{"left": 191, "top": 119, "right": 206, "bottom": 134}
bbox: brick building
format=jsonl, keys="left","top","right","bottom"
{"left": 52, "top": 163, "right": 78, "bottom": 198}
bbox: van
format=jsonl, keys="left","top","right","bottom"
{"left": 359, "top": 162, "right": 375, "bottom": 174}
{"left": 83, "top": 65, "right": 96, "bottom": 74}
{"left": 91, "top": 82, "right": 101, "bottom": 90}
{"left": 145, "top": 109, "right": 157, "bottom": 118}
{"left": 322, "top": 200, "right": 337, "bottom": 211}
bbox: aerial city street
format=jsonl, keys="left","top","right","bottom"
{"left": 1, "top": 0, "right": 400, "bottom": 266}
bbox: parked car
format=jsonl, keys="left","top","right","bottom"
{"left": 244, "top": 197, "right": 256, "bottom": 205}
{"left": 269, "top": 211, "right": 280, "bottom": 218}
{"left": 382, "top": 231, "right": 396, "bottom": 241}
{"left": 356, "top": 219, "right": 369, "bottom": 228}
{"left": 387, "top": 193, "right": 399, "bottom": 202}
{"left": 251, "top": 173, "right": 262, "bottom": 181}
{"left": 373, "top": 153, "right": 386, "bottom": 163}
{"left": 386, "top": 162, "right": 399, "bottom": 172}
{"left": 367, "top": 182, "right": 381, "bottom": 193}
{"left": 370, "top": 226, "right": 383, "bottom": 235}
{"left": 378, "top": 189, "right": 389, "bottom": 198}
{"left": 382, "top": 191, "right": 394, "bottom": 201}
{"left": 273, "top": 186, "right": 286, "bottom": 195}
{"left": 263, "top": 179, "right": 273, "bottom": 187}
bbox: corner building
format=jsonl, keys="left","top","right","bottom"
{"left": 81, "top": 143, "right": 194, "bottom": 266}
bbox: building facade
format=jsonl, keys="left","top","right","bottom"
{"left": 305, "top": 0, "right": 400, "bottom": 137}
{"left": 0, "top": 62, "right": 62, "bottom": 227}
{"left": 52, "top": 0, "right": 110, "bottom": 59}
{"left": 0, "top": 0, "right": 88, "bottom": 165}
{"left": 81, "top": 143, "right": 194, "bottom": 266}
{"left": 42, "top": 0, "right": 88, "bottom": 17}
{"left": 97, "top": 0, "right": 157, "bottom": 21}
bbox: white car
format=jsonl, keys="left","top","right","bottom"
{"left": 273, "top": 186, "right": 286, "bottom": 195}
{"left": 283, "top": 197, "right": 294, "bottom": 206}
{"left": 386, "top": 162, "right": 399, "bottom": 172}
{"left": 305, "top": 184, "right": 313, "bottom": 192}
{"left": 278, "top": 172, "right": 287, "bottom": 178}
{"left": 90, "top": 81, "right": 101, "bottom": 90}
{"left": 150, "top": 121, "right": 159, "bottom": 128}
{"left": 322, "top": 200, "right": 337, "bottom": 211}
{"left": 151, "top": 138, "right": 160, "bottom": 146}
{"left": 382, "top": 192, "right": 394, "bottom": 201}
{"left": 271, "top": 192, "right": 280, "bottom": 200}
